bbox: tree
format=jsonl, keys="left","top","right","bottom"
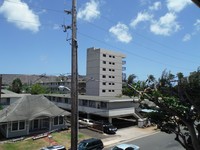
{"left": 31, "top": 84, "right": 48, "bottom": 95}
{"left": 134, "top": 70, "right": 200, "bottom": 150}
{"left": 127, "top": 74, "right": 137, "bottom": 84}
{"left": 11, "top": 78, "right": 22, "bottom": 93}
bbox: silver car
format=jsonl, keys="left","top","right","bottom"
{"left": 40, "top": 145, "right": 66, "bottom": 150}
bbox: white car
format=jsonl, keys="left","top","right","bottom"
{"left": 78, "top": 118, "right": 94, "bottom": 126}
{"left": 111, "top": 144, "right": 140, "bottom": 150}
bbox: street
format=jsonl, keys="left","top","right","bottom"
{"left": 105, "top": 132, "right": 184, "bottom": 150}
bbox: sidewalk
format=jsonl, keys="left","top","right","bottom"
{"left": 102, "top": 126, "right": 159, "bottom": 147}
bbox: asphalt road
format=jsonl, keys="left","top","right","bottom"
{"left": 105, "top": 132, "right": 184, "bottom": 150}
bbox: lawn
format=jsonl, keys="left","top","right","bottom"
{"left": 0, "top": 130, "right": 90, "bottom": 150}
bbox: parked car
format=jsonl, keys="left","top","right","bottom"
{"left": 111, "top": 144, "right": 140, "bottom": 150}
{"left": 40, "top": 145, "right": 66, "bottom": 150}
{"left": 77, "top": 138, "right": 104, "bottom": 150}
{"left": 78, "top": 118, "right": 94, "bottom": 126}
{"left": 102, "top": 123, "right": 117, "bottom": 134}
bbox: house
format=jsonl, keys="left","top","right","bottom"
{"left": 0, "top": 89, "right": 30, "bottom": 108}
{"left": 0, "top": 95, "right": 70, "bottom": 138}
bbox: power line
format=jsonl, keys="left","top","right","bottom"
{"left": 78, "top": 31, "right": 192, "bottom": 71}
{"left": 85, "top": 22, "right": 199, "bottom": 64}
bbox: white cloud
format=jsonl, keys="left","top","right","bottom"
{"left": 149, "top": 1, "right": 162, "bottom": 11}
{"left": 182, "top": 34, "right": 191, "bottom": 42}
{"left": 130, "top": 12, "right": 153, "bottom": 28}
{"left": 53, "top": 24, "right": 60, "bottom": 30}
{"left": 150, "top": 12, "right": 180, "bottom": 36}
{"left": 166, "top": 0, "right": 192, "bottom": 13}
{"left": 0, "top": 0, "right": 40, "bottom": 33}
{"left": 194, "top": 19, "right": 200, "bottom": 31}
{"left": 109, "top": 22, "right": 132, "bottom": 43}
{"left": 77, "top": 0, "right": 100, "bottom": 22}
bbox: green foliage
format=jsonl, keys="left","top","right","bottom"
{"left": 11, "top": 78, "right": 22, "bottom": 93}
{"left": 30, "top": 84, "right": 48, "bottom": 95}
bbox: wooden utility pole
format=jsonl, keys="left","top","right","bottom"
{"left": 71, "top": 0, "right": 78, "bottom": 149}
{"left": 0, "top": 75, "right": 2, "bottom": 103}
{"left": 64, "top": 0, "right": 78, "bottom": 149}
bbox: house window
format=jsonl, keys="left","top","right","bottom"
{"left": 54, "top": 117, "right": 59, "bottom": 125}
{"left": 103, "top": 54, "right": 106, "bottom": 57}
{"left": 59, "top": 116, "right": 64, "bottom": 125}
{"left": 54, "top": 116, "right": 64, "bottom": 125}
{"left": 34, "top": 119, "right": 39, "bottom": 129}
{"left": 12, "top": 122, "right": 18, "bottom": 131}
{"left": 19, "top": 121, "right": 25, "bottom": 130}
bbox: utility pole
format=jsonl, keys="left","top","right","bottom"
{"left": 64, "top": 0, "right": 78, "bottom": 149}
{"left": 0, "top": 75, "right": 2, "bottom": 103}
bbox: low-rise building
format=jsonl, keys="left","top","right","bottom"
{"left": 44, "top": 94, "right": 142, "bottom": 123}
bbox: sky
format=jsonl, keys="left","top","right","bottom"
{"left": 0, "top": 0, "right": 200, "bottom": 81}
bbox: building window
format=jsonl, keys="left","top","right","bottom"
{"left": 102, "top": 89, "right": 106, "bottom": 93}
{"left": 109, "top": 90, "right": 111, "bottom": 92}
{"left": 113, "top": 56, "right": 115, "bottom": 58}
{"left": 109, "top": 69, "right": 111, "bottom": 71}
{"left": 102, "top": 75, "right": 106, "bottom": 78}
{"left": 89, "top": 101, "right": 96, "bottom": 108}
{"left": 102, "top": 82, "right": 106, "bottom": 85}
{"left": 109, "top": 55, "right": 112, "bottom": 58}
{"left": 113, "top": 62, "right": 115, "bottom": 65}
{"left": 12, "top": 122, "right": 18, "bottom": 131}
{"left": 109, "top": 83, "right": 112, "bottom": 85}
{"left": 19, "top": 121, "right": 25, "bottom": 130}
{"left": 103, "top": 54, "right": 106, "bottom": 57}
{"left": 109, "top": 76, "right": 112, "bottom": 78}
{"left": 109, "top": 62, "right": 112, "bottom": 64}
{"left": 102, "top": 68, "right": 106, "bottom": 71}
{"left": 82, "top": 100, "right": 88, "bottom": 106}
{"left": 112, "top": 76, "right": 115, "bottom": 78}
{"left": 112, "top": 69, "right": 115, "bottom": 72}
{"left": 103, "top": 61, "right": 106, "bottom": 64}
{"left": 112, "top": 90, "right": 115, "bottom": 92}
{"left": 112, "top": 83, "right": 115, "bottom": 85}
{"left": 101, "top": 102, "right": 107, "bottom": 108}
{"left": 65, "top": 98, "right": 68, "bottom": 103}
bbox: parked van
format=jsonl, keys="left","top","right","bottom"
{"left": 77, "top": 138, "right": 104, "bottom": 150}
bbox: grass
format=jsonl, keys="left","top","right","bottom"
{"left": 0, "top": 130, "right": 90, "bottom": 150}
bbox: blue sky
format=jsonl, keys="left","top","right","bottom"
{"left": 0, "top": 0, "right": 200, "bottom": 81}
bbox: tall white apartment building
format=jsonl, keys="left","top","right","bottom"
{"left": 86, "top": 47, "right": 126, "bottom": 96}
